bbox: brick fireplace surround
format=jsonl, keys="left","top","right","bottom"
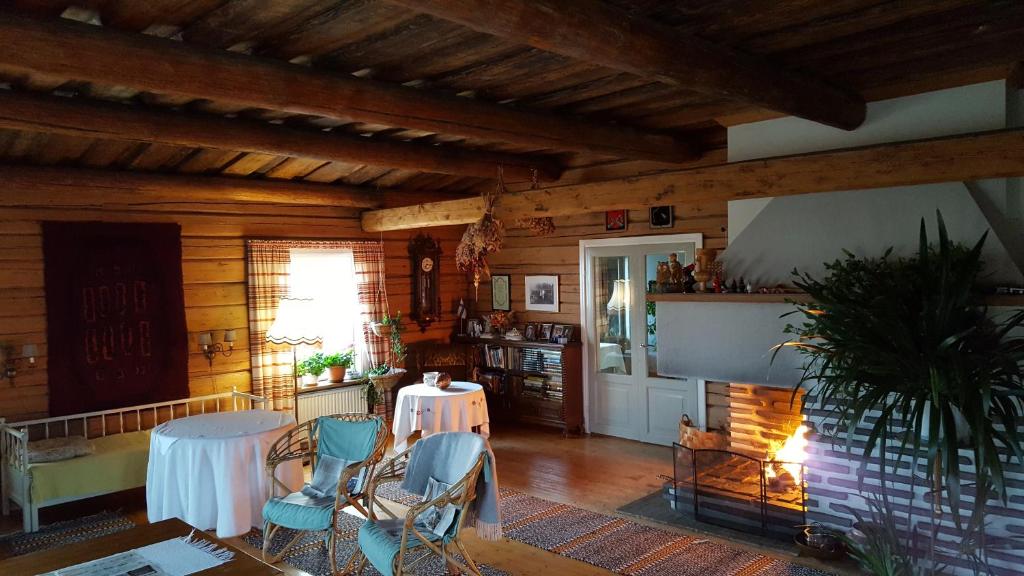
{"left": 704, "top": 382, "right": 1024, "bottom": 575}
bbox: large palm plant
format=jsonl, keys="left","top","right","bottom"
{"left": 779, "top": 212, "right": 1024, "bottom": 540}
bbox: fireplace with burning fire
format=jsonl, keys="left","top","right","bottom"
{"left": 667, "top": 383, "right": 810, "bottom": 539}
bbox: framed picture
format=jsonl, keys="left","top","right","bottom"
{"left": 650, "top": 206, "right": 673, "bottom": 228}
{"left": 491, "top": 274, "right": 511, "bottom": 311}
{"left": 550, "top": 325, "right": 565, "bottom": 342}
{"left": 561, "top": 325, "right": 574, "bottom": 341}
{"left": 524, "top": 323, "right": 537, "bottom": 341}
{"left": 539, "top": 323, "right": 553, "bottom": 341}
{"left": 467, "top": 319, "right": 482, "bottom": 337}
{"left": 605, "top": 209, "right": 628, "bottom": 231}
{"left": 525, "top": 275, "right": 559, "bottom": 312}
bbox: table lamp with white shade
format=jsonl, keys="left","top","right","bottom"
{"left": 606, "top": 278, "right": 631, "bottom": 341}
{"left": 266, "top": 297, "right": 322, "bottom": 413}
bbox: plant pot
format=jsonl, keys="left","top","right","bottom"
{"left": 301, "top": 373, "right": 317, "bottom": 387}
{"left": 328, "top": 366, "right": 347, "bottom": 383}
{"left": 369, "top": 367, "right": 406, "bottom": 391}
{"left": 370, "top": 322, "right": 393, "bottom": 338}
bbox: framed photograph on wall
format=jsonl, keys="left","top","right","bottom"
{"left": 491, "top": 274, "right": 511, "bottom": 311}
{"left": 605, "top": 210, "right": 628, "bottom": 231}
{"left": 525, "top": 275, "right": 559, "bottom": 312}
{"left": 539, "top": 323, "right": 553, "bottom": 341}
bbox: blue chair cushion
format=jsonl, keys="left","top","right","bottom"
{"left": 315, "top": 417, "right": 381, "bottom": 463}
{"left": 262, "top": 491, "right": 335, "bottom": 531}
{"left": 358, "top": 518, "right": 443, "bottom": 576}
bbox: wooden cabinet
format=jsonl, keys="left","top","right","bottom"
{"left": 454, "top": 336, "right": 583, "bottom": 435}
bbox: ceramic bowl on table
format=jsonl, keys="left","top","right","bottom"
{"left": 423, "top": 371, "right": 440, "bottom": 387}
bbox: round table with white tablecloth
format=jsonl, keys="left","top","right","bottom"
{"left": 392, "top": 382, "right": 490, "bottom": 452}
{"left": 146, "top": 410, "right": 302, "bottom": 538}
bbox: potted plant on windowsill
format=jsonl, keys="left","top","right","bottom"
{"left": 323, "top": 349, "right": 354, "bottom": 383}
{"left": 298, "top": 352, "right": 326, "bottom": 387}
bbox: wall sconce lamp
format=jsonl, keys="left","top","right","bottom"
{"left": 1, "top": 343, "right": 38, "bottom": 384}
{"left": 200, "top": 330, "right": 235, "bottom": 367}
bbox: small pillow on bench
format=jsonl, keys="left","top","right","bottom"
{"left": 26, "top": 435, "right": 94, "bottom": 463}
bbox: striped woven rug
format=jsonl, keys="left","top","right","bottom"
{"left": 0, "top": 511, "right": 134, "bottom": 557}
{"left": 377, "top": 483, "right": 832, "bottom": 576}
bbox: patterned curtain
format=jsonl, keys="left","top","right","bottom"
{"left": 351, "top": 242, "right": 389, "bottom": 367}
{"left": 246, "top": 239, "right": 389, "bottom": 410}
{"left": 246, "top": 241, "right": 293, "bottom": 410}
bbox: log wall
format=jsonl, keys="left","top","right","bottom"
{"left": 470, "top": 199, "right": 730, "bottom": 326}
{"left": 0, "top": 197, "right": 467, "bottom": 422}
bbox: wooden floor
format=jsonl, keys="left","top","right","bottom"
{"left": 0, "top": 424, "right": 843, "bottom": 575}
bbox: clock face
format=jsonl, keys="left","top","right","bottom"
{"left": 420, "top": 257, "right": 434, "bottom": 272}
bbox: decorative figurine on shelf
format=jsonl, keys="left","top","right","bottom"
{"left": 729, "top": 279, "right": 739, "bottom": 293}
{"left": 712, "top": 272, "right": 722, "bottom": 293}
{"left": 655, "top": 260, "right": 671, "bottom": 293}
{"left": 694, "top": 248, "right": 716, "bottom": 292}
{"left": 682, "top": 262, "right": 696, "bottom": 293}
{"left": 668, "top": 252, "right": 685, "bottom": 290}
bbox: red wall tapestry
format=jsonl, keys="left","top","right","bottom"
{"left": 43, "top": 222, "right": 189, "bottom": 416}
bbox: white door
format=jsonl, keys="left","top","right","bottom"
{"left": 582, "top": 235, "right": 703, "bottom": 445}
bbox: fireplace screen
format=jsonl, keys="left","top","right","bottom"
{"left": 671, "top": 443, "right": 806, "bottom": 539}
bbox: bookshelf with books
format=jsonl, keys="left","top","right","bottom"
{"left": 453, "top": 335, "right": 583, "bottom": 435}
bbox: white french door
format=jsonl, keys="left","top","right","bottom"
{"left": 580, "top": 234, "right": 704, "bottom": 445}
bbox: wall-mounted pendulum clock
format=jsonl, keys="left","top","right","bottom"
{"left": 409, "top": 234, "right": 442, "bottom": 332}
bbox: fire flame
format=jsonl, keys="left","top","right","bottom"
{"left": 765, "top": 424, "right": 809, "bottom": 483}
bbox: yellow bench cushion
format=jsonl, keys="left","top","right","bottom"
{"left": 27, "top": 430, "right": 151, "bottom": 503}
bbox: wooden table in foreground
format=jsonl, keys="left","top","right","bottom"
{"left": 0, "top": 518, "right": 280, "bottom": 575}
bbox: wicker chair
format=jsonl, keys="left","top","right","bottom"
{"left": 262, "top": 413, "right": 390, "bottom": 574}
{"left": 351, "top": 434, "right": 488, "bottom": 576}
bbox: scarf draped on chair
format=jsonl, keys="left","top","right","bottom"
{"left": 246, "top": 240, "right": 389, "bottom": 410}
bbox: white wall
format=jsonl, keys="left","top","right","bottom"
{"left": 724, "top": 80, "right": 1024, "bottom": 286}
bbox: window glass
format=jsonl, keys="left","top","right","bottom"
{"left": 288, "top": 249, "right": 365, "bottom": 373}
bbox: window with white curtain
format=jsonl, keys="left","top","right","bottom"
{"left": 288, "top": 248, "right": 367, "bottom": 373}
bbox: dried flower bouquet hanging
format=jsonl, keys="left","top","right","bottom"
{"left": 456, "top": 167, "right": 507, "bottom": 299}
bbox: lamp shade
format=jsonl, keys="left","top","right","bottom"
{"left": 223, "top": 329, "right": 236, "bottom": 343}
{"left": 21, "top": 343, "right": 38, "bottom": 358}
{"left": 606, "top": 279, "right": 631, "bottom": 312}
{"left": 266, "top": 297, "right": 323, "bottom": 345}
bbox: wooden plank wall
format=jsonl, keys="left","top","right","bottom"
{"left": 470, "top": 198, "right": 729, "bottom": 326}
{"left": 0, "top": 198, "right": 467, "bottom": 422}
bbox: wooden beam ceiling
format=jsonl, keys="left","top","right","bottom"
{"left": 362, "top": 128, "right": 1024, "bottom": 232}
{"left": 387, "top": 0, "right": 866, "bottom": 131}
{"left": 0, "top": 12, "right": 696, "bottom": 164}
{"left": 0, "top": 89, "right": 562, "bottom": 182}
{"left": 0, "top": 164, "right": 385, "bottom": 208}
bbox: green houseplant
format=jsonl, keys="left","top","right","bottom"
{"left": 368, "top": 311, "right": 407, "bottom": 394}
{"left": 777, "top": 212, "right": 1024, "bottom": 573}
{"left": 322, "top": 349, "right": 354, "bottom": 383}
{"left": 298, "top": 352, "right": 327, "bottom": 386}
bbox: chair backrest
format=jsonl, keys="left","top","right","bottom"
{"left": 312, "top": 414, "right": 385, "bottom": 471}
{"left": 403, "top": 432, "right": 487, "bottom": 500}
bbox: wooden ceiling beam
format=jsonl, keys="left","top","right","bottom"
{"left": 0, "top": 90, "right": 562, "bottom": 182}
{"left": 387, "top": 0, "right": 866, "bottom": 131}
{"left": 0, "top": 12, "right": 695, "bottom": 163}
{"left": 0, "top": 164, "right": 388, "bottom": 208}
{"left": 361, "top": 128, "right": 1024, "bottom": 231}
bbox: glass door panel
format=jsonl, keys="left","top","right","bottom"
{"left": 643, "top": 243, "right": 695, "bottom": 378}
{"left": 593, "top": 255, "right": 631, "bottom": 376}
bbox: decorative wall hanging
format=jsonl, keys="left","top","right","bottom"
{"left": 490, "top": 274, "right": 511, "bottom": 311}
{"left": 42, "top": 222, "right": 189, "bottom": 416}
{"left": 456, "top": 166, "right": 507, "bottom": 299}
{"left": 605, "top": 210, "right": 628, "bottom": 231}
{"left": 515, "top": 169, "right": 557, "bottom": 236}
{"left": 650, "top": 206, "right": 674, "bottom": 228}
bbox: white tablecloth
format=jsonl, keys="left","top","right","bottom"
{"left": 599, "top": 342, "right": 627, "bottom": 373}
{"left": 146, "top": 410, "right": 302, "bottom": 538}
{"left": 392, "top": 382, "right": 490, "bottom": 452}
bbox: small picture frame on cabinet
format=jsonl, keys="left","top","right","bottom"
{"left": 524, "top": 323, "right": 537, "bottom": 341}
{"left": 539, "top": 323, "right": 553, "bottom": 341}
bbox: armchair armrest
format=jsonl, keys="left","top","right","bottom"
{"left": 265, "top": 423, "right": 312, "bottom": 499}
{"left": 364, "top": 448, "right": 412, "bottom": 519}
